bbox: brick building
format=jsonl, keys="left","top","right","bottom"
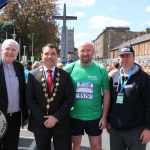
{"left": 110, "top": 28, "right": 150, "bottom": 65}
{"left": 92, "top": 27, "right": 137, "bottom": 64}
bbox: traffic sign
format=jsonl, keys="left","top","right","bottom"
{"left": 30, "top": 56, "right": 34, "bottom": 62}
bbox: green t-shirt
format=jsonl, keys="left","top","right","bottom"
{"left": 64, "top": 61, "right": 110, "bottom": 120}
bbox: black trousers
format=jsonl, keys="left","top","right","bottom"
{"left": 34, "top": 128, "right": 71, "bottom": 150}
{"left": 0, "top": 112, "right": 21, "bottom": 150}
{"left": 110, "top": 125, "right": 146, "bottom": 150}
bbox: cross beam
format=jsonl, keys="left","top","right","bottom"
{"left": 52, "top": 3, "right": 77, "bottom": 27}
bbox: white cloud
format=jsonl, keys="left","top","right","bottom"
{"left": 74, "top": 33, "right": 91, "bottom": 48}
{"left": 145, "top": 21, "right": 150, "bottom": 26}
{"left": 57, "top": 0, "right": 95, "bottom": 8}
{"left": 88, "top": 16, "right": 130, "bottom": 29}
{"left": 146, "top": 6, "right": 150, "bottom": 12}
{"left": 109, "top": 6, "right": 116, "bottom": 10}
{"left": 75, "top": 33, "right": 91, "bottom": 39}
{"left": 75, "top": 12, "right": 85, "bottom": 18}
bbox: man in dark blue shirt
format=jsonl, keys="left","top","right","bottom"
{"left": 64, "top": 54, "right": 74, "bottom": 64}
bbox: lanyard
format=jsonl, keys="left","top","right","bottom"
{"left": 119, "top": 65, "right": 135, "bottom": 91}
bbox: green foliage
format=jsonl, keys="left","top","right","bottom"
{"left": 0, "top": 0, "right": 60, "bottom": 61}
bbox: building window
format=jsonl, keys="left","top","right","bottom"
{"left": 149, "top": 42, "right": 150, "bottom": 55}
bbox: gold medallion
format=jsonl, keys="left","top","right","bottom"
{"left": 56, "top": 78, "right": 59, "bottom": 81}
{"left": 56, "top": 83, "right": 59, "bottom": 86}
{"left": 43, "top": 88, "right": 46, "bottom": 92}
{"left": 45, "top": 93, "right": 48, "bottom": 97}
{"left": 47, "top": 99, "right": 51, "bottom": 103}
{"left": 54, "top": 88, "right": 57, "bottom": 92}
{"left": 53, "top": 93, "right": 56, "bottom": 96}
{"left": 57, "top": 73, "right": 60, "bottom": 76}
{"left": 42, "top": 83, "right": 46, "bottom": 86}
{"left": 46, "top": 104, "right": 50, "bottom": 109}
{"left": 50, "top": 97, "right": 54, "bottom": 101}
{"left": 41, "top": 78, "right": 45, "bottom": 81}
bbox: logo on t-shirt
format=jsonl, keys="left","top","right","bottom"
{"left": 88, "top": 76, "right": 97, "bottom": 80}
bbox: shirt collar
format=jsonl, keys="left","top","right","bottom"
{"left": 2, "top": 59, "right": 13, "bottom": 67}
{"left": 43, "top": 65, "right": 55, "bottom": 73}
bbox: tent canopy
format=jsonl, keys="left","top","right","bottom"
{"left": 0, "top": 0, "right": 9, "bottom": 9}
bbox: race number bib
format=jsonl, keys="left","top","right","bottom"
{"left": 0, "top": 111, "right": 7, "bottom": 139}
{"left": 76, "top": 82, "right": 94, "bottom": 100}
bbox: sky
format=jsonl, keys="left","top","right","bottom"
{"left": 55, "top": 0, "right": 150, "bottom": 48}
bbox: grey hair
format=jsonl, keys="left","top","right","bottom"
{"left": 1, "top": 39, "right": 19, "bottom": 52}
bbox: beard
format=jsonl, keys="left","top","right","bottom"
{"left": 80, "top": 57, "right": 92, "bottom": 64}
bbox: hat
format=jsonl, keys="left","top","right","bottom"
{"left": 118, "top": 45, "right": 134, "bottom": 56}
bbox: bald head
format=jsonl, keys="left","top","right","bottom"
{"left": 77, "top": 41, "right": 94, "bottom": 66}
{"left": 78, "top": 42, "right": 94, "bottom": 50}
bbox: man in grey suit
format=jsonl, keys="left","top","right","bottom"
{"left": 26, "top": 43, "right": 74, "bottom": 150}
{"left": 0, "top": 39, "right": 28, "bottom": 150}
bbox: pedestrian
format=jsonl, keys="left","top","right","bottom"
{"left": 26, "top": 43, "right": 74, "bottom": 150}
{"left": 64, "top": 54, "right": 74, "bottom": 64}
{"left": 25, "top": 61, "right": 32, "bottom": 71}
{"left": 106, "top": 65, "right": 112, "bottom": 73}
{"left": 107, "top": 45, "right": 150, "bottom": 150}
{"left": 108, "top": 62, "right": 120, "bottom": 78}
{"left": 32, "top": 61, "right": 39, "bottom": 69}
{"left": 64, "top": 41, "right": 110, "bottom": 150}
{"left": 0, "top": 39, "right": 28, "bottom": 150}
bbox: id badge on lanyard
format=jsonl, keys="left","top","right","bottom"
{"left": 116, "top": 92, "right": 124, "bottom": 104}
{"left": 116, "top": 65, "right": 135, "bottom": 104}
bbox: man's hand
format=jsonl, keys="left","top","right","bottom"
{"left": 44, "top": 115, "right": 58, "bottom": 128}
{"left": 99, "top": 117, "right": 107, "bottom": 130}
{"left": 106, "top": 123, "right": 110, "bottom": 133}
{"left": 140, "top": 129, "right": 150, "bottom": 144}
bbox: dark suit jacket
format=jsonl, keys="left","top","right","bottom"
{"left": 0, "top": 59, "right": 28, "bottom": 127}
{"left": 26, "top": 66, "right": 74, "bottom": 135}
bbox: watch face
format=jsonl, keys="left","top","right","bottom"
{"left": 0, "top": 111, "right": 7, "bottom": 139}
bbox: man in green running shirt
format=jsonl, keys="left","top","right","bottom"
{"left": 64, "top": 41, "right": 110, "bottom": 150}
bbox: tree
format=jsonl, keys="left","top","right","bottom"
{"left": 0, "top": 0, "right": 60, "bottom": 61}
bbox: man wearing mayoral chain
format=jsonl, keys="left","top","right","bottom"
{"left": 26, "top": 43, "right": 74, "bottom": 150}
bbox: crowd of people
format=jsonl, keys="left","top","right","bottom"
{"left": 0, "top": 39, "right": 150, "bottom": 150}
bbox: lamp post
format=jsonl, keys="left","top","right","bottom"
{"left": 23, "top": 45, "right": 27, "bottom": 62}
{"left": 19, "top": 38, "right": 21, "bottom": 61}
{"left": 5, "top": 31, "right": 7, "bottom": 39}
{"left": 12, "top": 29, "right": 17, "bottom": 40}
{"left": 32, "top": 33, "right": 34, "bottom": 57}
{"left": 23, "top": 45, "right": 26, "bottom": 56}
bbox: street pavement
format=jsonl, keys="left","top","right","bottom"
{"left": 19, "top": 127, "right": 150, "bottom": 150}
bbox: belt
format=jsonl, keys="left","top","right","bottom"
{"left": 6, "top": 111, "right": 20, "bottom": 117}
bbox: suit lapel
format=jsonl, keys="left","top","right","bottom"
{"left": 40, "top": 66, "right": 47, "bottom": 89}
{"left": 0, "top": 59, "right": 8, "bottom": 100}
{"left": 52, "top": 67, "right": 59, "bottom": 91}
{"left": 13, "top": 61, "right": 22, "bottom": 94}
